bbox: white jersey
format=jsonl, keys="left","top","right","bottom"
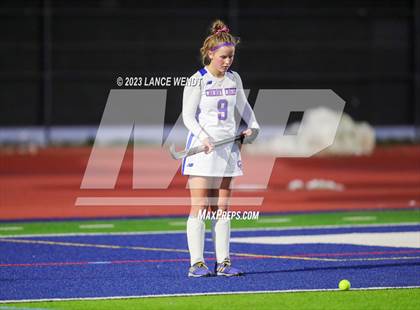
{"left": 181, "top": 67, "right": 259, "bottom": 177}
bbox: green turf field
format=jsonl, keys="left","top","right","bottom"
{"left": 4, "top": 288, "right": 420, "bottom": 309}
{"left": 0, "top": 209, "right": 418, "bottom": 236}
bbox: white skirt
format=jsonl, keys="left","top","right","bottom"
{"left": 181, "top": 133, "right": 243, "bottom": 177}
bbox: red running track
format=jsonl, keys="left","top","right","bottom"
{"left": 0, "top": 145, "right": 419, "bottom": 220}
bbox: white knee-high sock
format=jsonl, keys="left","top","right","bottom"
{"left": 187, "top": 216, "right": 205, "bottom": 266}
{"left": 212, "top": 217, "right": 231, "bottom": 263}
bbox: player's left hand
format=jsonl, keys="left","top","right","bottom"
{"left": 242, "top": 128, "right": 259, "bottom": 144}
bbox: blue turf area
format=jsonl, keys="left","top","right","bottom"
{"left": 0, "top": 225, "right": 419, "bottom": 302}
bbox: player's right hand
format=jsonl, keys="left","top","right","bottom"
{"left": 201, "top": 138, "right": 214, "bottom": 154}
{"left": 242, "top": 128, "right": 260, "bottom": 144}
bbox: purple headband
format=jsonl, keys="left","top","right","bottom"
{"left": 210, "top": 42, "right": 235, "bottom": 52}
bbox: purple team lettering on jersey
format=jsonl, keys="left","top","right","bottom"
{"left": 225, "top": 88, "right": 236, "bottom": 96}
{"left": 205, "top": 89, "right": 223, "bottom": 97}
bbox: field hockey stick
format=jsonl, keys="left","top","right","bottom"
{"left": 169, "top": 134, "right": 244, "bottom": 160}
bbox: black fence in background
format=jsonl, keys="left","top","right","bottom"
{"left": 0, "top": 0, "right": 419, "bottom": 127}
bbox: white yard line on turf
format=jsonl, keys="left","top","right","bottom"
{"left": 258, "top": 218, "right": 291, "bottom": 223}
{"left": 231, "top": 231, "right": 420, "bottom": 248}
{"left": 1, "top": 286, "right": 419, "bottom": 304}
{"left": 0, "top": 227, "right": 23, "bottom": 231}
{"left": 0, "top": 222, "right": 418, "bottom": 239}
{"left": 168, "top": 221, "right": 187, "bottom": 226}
{"left": 231, "top": 222, "right": 420, "bottom": 232}
{"left": 342, "top": 216, "right": 377, "bottom": 222}
{"left": 79, "top": 224, "right": 115, "bottom": 229}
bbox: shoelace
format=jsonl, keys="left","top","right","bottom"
{"left": 217, "top": 259, "right": 232, "bottom": 272}
{"left": 194, "top": 262, "right": 208, "bottom": 269}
